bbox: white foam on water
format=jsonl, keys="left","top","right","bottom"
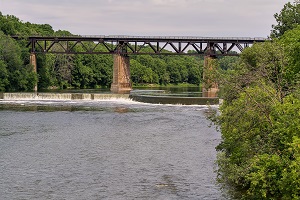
{"left": 0, "top": 96, "right": 219, "bottom": 111}
{"left": 1, "top": 98, "right": 215, "bottom": 107}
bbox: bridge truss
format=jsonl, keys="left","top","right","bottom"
{"left": 21, "top": 35, "right": 266, "bottom": 56}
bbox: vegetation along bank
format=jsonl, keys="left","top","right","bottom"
{"left": 209, "top": 1, "right": 300, "bottom": 199}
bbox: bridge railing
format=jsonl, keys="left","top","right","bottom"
{"left": 12, "top": 34, "right": 268, "bottom": 41}
{"left": 79, "top": 35, "right": 267, "bottom": 41}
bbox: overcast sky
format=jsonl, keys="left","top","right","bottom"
{"left": 0, "top": 0, "right": 291, "bottom": 37}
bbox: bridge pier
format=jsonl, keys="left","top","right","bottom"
{"left": 110, "top": 54, "right": 132, "bottom": 93}
{"left": 30, "top": 53, "right": 38, "bottom": 92}
{"left": 202, "top": 56, "right": 219, "bottom": 97}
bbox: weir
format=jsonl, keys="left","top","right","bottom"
{"left": 0, "top": 93, "right": 129, "bottom": 100}
{"left": 0, "top": 92, "right": 220, "bottom": 105}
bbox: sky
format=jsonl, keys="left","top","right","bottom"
{"left": 0, "top": 0, "right": 291, "bottom": 38}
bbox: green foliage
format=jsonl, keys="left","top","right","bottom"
{"left": 188, "top": 65, "right": 201, "bottom": 84}
{"left": 131, "top": 59, "right": 156, "bottom": 84}
{"left": 280, "top": 25, "right": 300, "bottom": 87}
{"left": 131, "top": 52, "right": 202, "bottom": 86}
{"left": 0, "top": 14, "right": 55, "bottom": 36}
{"left": 0, "top": 60, "right": 9, "bottom": 91}
{"left": 72, "top": 62, "right": 94, "bottom": 89}
{"left": 219, "top": 39, "right": 293, "bottom": 105}
{"left": 219, "top": 56, "right": 240, "bottom": 70}
{"left": 244, "top": 97, "right": 300, "bottom": 199}
{"left": 271, "top": 1, "right": 300, "bottom": 38}
{"left": 217, "top": 84, "right": 300, "bottom": 199}
{"left": 215, "top": 25, "right": 300, "bottom": 199}
{"left": 0, "top": 30, "right": 37, "bottom": 91}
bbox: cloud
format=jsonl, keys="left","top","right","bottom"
{"left": 0, "top": 0, "right": 290, "bottom": 37}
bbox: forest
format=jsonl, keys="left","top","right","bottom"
{"left": 210, "top": 1, "right": 300, "bottom": 199}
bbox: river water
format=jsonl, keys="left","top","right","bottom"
{"left": 0, "top": 99, "right": 225, "bottom": 200}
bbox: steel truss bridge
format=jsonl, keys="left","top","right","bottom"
{"left": 11, "top": 35, "right": 267, "bottom": 93}
{"left": 17, "top": 35, "right": 266, "bottom": 56}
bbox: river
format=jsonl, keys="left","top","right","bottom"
{"left": 0, "top": 99, "right": 226, "bottom": 200}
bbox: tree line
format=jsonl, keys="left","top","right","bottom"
{"left": 210, "top": 1, "right": 300, "bottom": 199}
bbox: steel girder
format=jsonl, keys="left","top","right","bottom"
{"left": 21, "top": 35, "right": 266, "bottom": 56}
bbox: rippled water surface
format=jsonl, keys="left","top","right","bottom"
{"left": 0, "top": 99, "right": 225, "bottom": 200}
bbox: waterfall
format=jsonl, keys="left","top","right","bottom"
{"left": 0, "top": 93, "right": 129, "bottom": 100}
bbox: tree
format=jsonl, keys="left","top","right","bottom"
{"left": 219, "top": 56, "right": 240, "bottom": 70}
{"left": 214, "top": 25, "right": 300, "bottom": 199}
{"left": 0, "top": 31, "right": 37, "bottom": 91}
{"left": 279, "top": 25, "right": 300, "bottom": 89}
{"left": 0, "top": 60, "right": 9, "bottom": 91}
{"left": 152, "top": 57, "right": 169, "bottom": 85}
{"left": 130, "top": 59, "right": 157, "bottom": 84}
{"left": 271, "top": 1, "right": 300, "bottom": 38}
{"left": 37, "top": 54, "right": 58, "bottom": 89}
{"left": 72, "top": 62, "right": 94, "bottom": 89}
{"left": 188, "top": 65, "right": 201, "bottom": 85}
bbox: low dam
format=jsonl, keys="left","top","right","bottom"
{"left": 129, "top": 91, "right": 219, "bottom": 105}
{"left": 0, "top": 93, "right": 129, "bottom": 100}
{"left": 0, "top": 91, "right": 220, "bottom": 105}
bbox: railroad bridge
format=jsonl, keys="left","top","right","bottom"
{"left": 16, "top": 35, "right": 266, "bottom": 93}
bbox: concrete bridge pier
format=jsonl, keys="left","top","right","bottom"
{"left": 110, "top": 54, "right": 132, "bottom": 93}
{"left": 202, "top": 55, "right": 219, "bottom": 98}
{"left": 30, "top": 53, "right": 38, "bottom": 92}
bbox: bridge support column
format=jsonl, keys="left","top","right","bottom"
{"left": 202, "top": 56, "right": 219, "bottom": 97}
{"left": 110, "top": 54, "right": 132, "bottom": 93}
{"left": 30, "top": 53, "right": 38, "bottom": 92}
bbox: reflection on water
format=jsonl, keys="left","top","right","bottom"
{"left": 0, "top": 99, "right": 227, "bottom": 200}
{"left": 134, "top": 86, "right": 203, "bottom": 94}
